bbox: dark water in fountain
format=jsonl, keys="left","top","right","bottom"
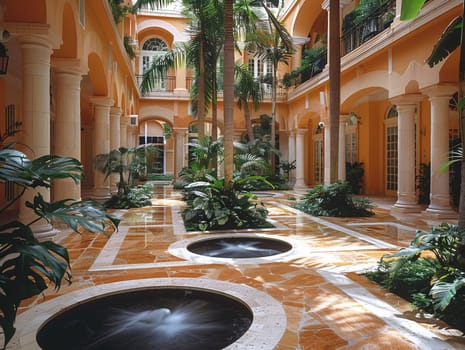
{"left": 188, "top": 237, "right": 292, "bottom": 258}
{"left": 36, "top": 288, "right": 252, "bottom": 350}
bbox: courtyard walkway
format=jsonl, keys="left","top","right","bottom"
{"left": 11, "top": 186, "right": 465, "bottom": 349}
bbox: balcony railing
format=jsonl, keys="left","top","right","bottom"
{"left": 341, "top": 0, "right": 396, "bottom": 55}
{"left": 282, "top": 49, "right": 327, "bottom": 88}
{"left": 137, "top": 75, "right": 285, "bottom": 97}
{"left": 137, "top": 75, "right": 176, "bottom": 94}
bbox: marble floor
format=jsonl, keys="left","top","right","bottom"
{"left": 11, "top": 186, "right": 465, "bottom": 349}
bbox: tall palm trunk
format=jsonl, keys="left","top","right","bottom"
{"left": 244, "top": 101, "right": 254, "bottom": 142}
{"left": 329, "top": 0, "right": 340, "bottom": 182}
{"left": 270, "top": 59, "right": 277, "bottom": 175}
{"left": 223, "top": 0, "right": 234, "bottom": 187}
{"left": 198, "top": 37, "right": 206, "bottom": 139}
{"left": 457, "top": 1, "right": 465, "bottom": 229}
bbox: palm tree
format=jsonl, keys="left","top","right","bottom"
{"left": 139, "top": 0, "right": 221, "bottom": 140}
{"left": 246, "top": 3, "right": 294, "bottom": 175}
{"left": 400, "top": 0, "right": 465, "bottom": 228}
{"left": 234, "top": 63, "right": 264, "bottom": 141}
{"left": 223, "top": 0, "right": 235, "bottom": 187}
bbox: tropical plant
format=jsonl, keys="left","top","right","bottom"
{"left": 94, "top": 146, "right": 157, "bottom": 208}
{"left": 279, "top": 159, "right": 296, "bottom": 183}
{"left": 346, "top": 161, "right": 364, "bottom": 195}
{"left": 0, "top": 143, "right": 119, "bottom": 349}
{"left": 181, "top": 173, "right": 272, "bottom": 231}
{"left": 108, "top": 0, "right": 135, "bottom": 23}
{"left": 233, "top": 138, "right": 275, "bottom": 176}
{"left": 123, "top": 35, "right": 136, "bottom": 59}
{"left": 246, "top": 3, "right": 294, "bottom": 175}
{"left": 370, "top": 222, "right": 465, "bottom": 329}
{"left": 416, "top": 162, "right": 430, "bottom": 205}
{"left": 282, "top": 44, "right": 327, "bottom": 88}
{"left": 234, "top": 63, "right": 264, "bottom": 141}
{"left": 294, "top": 181, "right": 374, "bottom": 217}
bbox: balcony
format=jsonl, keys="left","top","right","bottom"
{"left": 137, "top": 75, "right": 193, "bottom": 96}
{"left": 282, "top": 48, "right": 327, "bottom": 89}
{"left": 341, "top": 0, "right": 396, "bottom": 55}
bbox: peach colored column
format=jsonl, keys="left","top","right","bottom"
{"left": 423, "top": 85, "right": 457, "bottom": 217}
{"left": 18, "top": 34, "right": 55, "bottom": 238}
{"left": 295, "top": 129, "right": 306, "bottom": 188}
{"left": 287, "top": 130, "right": 296, "bottom": 185}
{"left": 110, "top": 107, "right": 122, "bottom": 192}
{"left": 291, "top": 38, "right": 308, "bottom": 70}
{"left": 52, "top": 59, "right": 83, "bottom": 202}
{"left": 338, "top": 115, "right": 349, "bottom": 181}
{"left": 120, "top": 116, "right": 129, "bottom": 147}
{"left": 391, "top": 95, "right": 423, "bottom": 213}
{"left": 90, "top": 96, "right": 114, "bottom": 199}
{"left": 173, "top": 128, "right": 188, "bottom": 182}
{"left": 127, "top": 125, "right": 138, "bottom": 148}
{"left": 174, "top": 64, "right": 188, "bottom": 94}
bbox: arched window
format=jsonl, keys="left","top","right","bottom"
{"left": 385, "top": 105, "right": 398, "bottom": 194}
{"left": 313, "top": 124, "right": 324, "bottom": 184}
{"left": 141, "top": 38, "right": 168, "bottom": 73}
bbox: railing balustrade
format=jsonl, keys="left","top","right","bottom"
{"left": 341, "top": 0, "right": 396, "bottom": 55}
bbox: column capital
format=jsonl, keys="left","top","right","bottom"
{"left": 90, "top": 96, "right": 114, "bottom": 108}
{"left": 173, "top": 127, "right": 188, "bottom": 136}
{"left": 322, "top": 0, "right": 351, "bottom": 10}
{"left": 52, "top": 58, "right": 87, "bottom": 76}
{"left": 12, "top": 23, "right": 61, "bottom": 49}
{"left": 339, "top": 114, "right": 350, "bottom": 124}
{"left": 110, "top": 107, "right": 122, "bottom": 116}
{"left": 421, "top": 84, "right": 457, "bottom": 99}
{"left": 296, "top": 128, "right": 307, "bottom": 135}
{"left": 292, "top": 36, "right": 310, "bottom": 45}
{"left": 389, "top": 93, "right": 423, "bottom": 106}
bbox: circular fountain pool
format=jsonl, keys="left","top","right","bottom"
{"left": 169, "top": 233, "right": 306, "bottom": 264}
{"left": 187, "top": 236, "right": 292, "bottom": 258}
{"left": 37, "top": 288, "right": 251, "bottom": 350}
{"left": 10, "top": 278, "right": 286, "bottom": 350}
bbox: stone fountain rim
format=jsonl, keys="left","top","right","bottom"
{"left": 9, "top": 278, "right": 287, "bottom": 350}
{"left": 169, "top": 232, "right": 308, "bottom": 264}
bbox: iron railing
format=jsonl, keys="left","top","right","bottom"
{"left": 341, "top": 0, "right": 396, "bottom": 55}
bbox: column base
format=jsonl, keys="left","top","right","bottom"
{"left": 391, "top": 202, "right": 422, "bottom": 214}
{"left": 91, "top": 188, "right": 111, "bottom": 202}
{"left": 31, "top": 222, "right": 57, "bottom": 242}
{"left": 422, "top": 206, "right": 458, "bottom": 220}
{"left": 293, "top": 179, "right": 307, "bottom": 189}
{"left": 174, "top": 88, "right": 188, "bottom": 94}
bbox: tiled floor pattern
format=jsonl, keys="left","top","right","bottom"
{"left": 12, "top": 186, "right": 465, "bottom": 349}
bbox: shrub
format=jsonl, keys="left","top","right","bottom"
{"left": 104, "top": 184, "right": 153, "bottom": 209}
{"left": 294, "top": 181, "right": 374, "bottom": 217}
{"left": 182, "top": 174, "right": 273, "bottom": 231}
{"left": 366, "top": 223, "right": 465, "bottom": 332}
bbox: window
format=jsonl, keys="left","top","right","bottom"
{"left": 385, "top": 106, "right": 398, "bottom": 193}
{"left": 141, "top": 38, "right": 169, "bottom": 91}
{"left": 313, "top": 126, "right": 324, "bottom": 184}
{"left": 345, "top": 114, "right": 358, "bottom": 164}
{"left": 247, "top": 57, "right": 272, "bottom": 93}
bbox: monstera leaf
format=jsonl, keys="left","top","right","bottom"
{"left": 0, "top": 221, "right": 71, "bottom": 347}
{"left": 0, "top": 145, "right": 119, "bottom": 349}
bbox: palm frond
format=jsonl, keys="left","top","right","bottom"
{"left": 400, "top": 0, "right": 426, "bottom": 20}
{"left": 426, "top": 16, "right": 462, "bottom": 67}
